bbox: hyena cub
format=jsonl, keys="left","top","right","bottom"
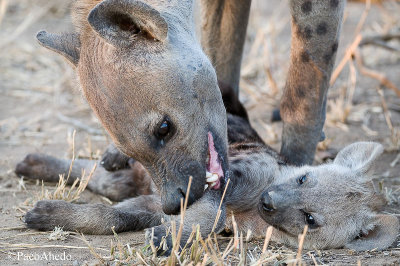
{"left": 16, "top": 114, "right": 399, "bottom": 252}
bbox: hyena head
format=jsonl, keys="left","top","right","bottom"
{"left": 259, "top": 142, "right": 399, "bottom": 251}
{"left": 35, "top": 0, "right": 228, "bottom": 214}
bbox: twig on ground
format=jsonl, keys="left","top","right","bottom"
{"left": 0, "top": 0, "right": 8, "bottom": 28}
{"left": 330, "top": 34, "right": 363, "bottom": 86}
{"left": 354, "top": 49, "right": 400, "bottom": 97}
{"left": 359, "top": 33, "right": 400, "bottom": 52}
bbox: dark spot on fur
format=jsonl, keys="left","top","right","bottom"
{"left": 346, "top": 192, "right": 361, "bottom": 199}
{"left": 304, "top": 26, "right": 313, "bottom": 39}
{"left": 233, "top": 169, "right": 243, "bottom": 178}
{"left": 303, "top": 102, "right": 311, "bottom": 114}
{"left": 281, "top": 92, "right": 295, "bottom": 114}
{"left": 277, "top": 159, "right": 286, "bottom": 166}
{"left": 301, "top": 1, "right": 312, "bottom": 14}
{"left": 332, "top": 42, "right": 338, "bottom": 53}
{"left": 316, "top": 22, "right": 328, "bottom": 35}
{"left": 301, "top": 51, "right": 310, "bottom": 63}
{"left": 324, "top": 53, "right": 332, "bottom": 64}
{"left": 296, "top": 86, "right": 306, "bottom": 98}
{"left": 231, "top": 159, "right": 241, "bottom": 165}
{"left": 330, "top": 0, "right": 339, "bottom": 8}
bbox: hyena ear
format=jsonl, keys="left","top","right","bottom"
{"left": 88, "top": 0, "right": 168, "bottom": 48}
{"left": 345, "top": 214, "right": 399, "bottom": 251}
{"left": 36, "top": 31, "right": 81, "bottom": 67}
{"left": 333, "top": 142, "right": 384, "bottom": 175}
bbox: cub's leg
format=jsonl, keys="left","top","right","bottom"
{"left": 280, "top": 0, "right": 345, "bottom": 165}
{"left": 25, "top": 195, "right": 164, "bottom": 234}
{"left": 15, "top": 153, "right": 155, "bottom": 201}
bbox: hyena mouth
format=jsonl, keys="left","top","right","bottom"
{"left": 205, "top": 132, "right": 224, "bottom": 190}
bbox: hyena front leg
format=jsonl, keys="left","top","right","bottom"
{"left": 200, "top": 0, "right": 251, "bottom": 94}
{"left": 280, "top": 0, "right": 345, "bottom": 165}
{"left": 25, "top": 195, "right": 164, "bottom": 234}
{"left": 15, "top": 153, "right": 155, "bottom": 201}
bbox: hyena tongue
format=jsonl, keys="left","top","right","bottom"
{"left": 206, "top": 132, "right": 223, "bottom": 189}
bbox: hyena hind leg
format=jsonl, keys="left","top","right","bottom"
{"left": 25, "top": 195, "right": 164, "bottom": 234}
{"left": 15, "top": 153, "right": 92, "bottom": 183}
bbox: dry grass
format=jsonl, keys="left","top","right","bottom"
{"left": 21, "top": 130, "right": 97, "bottom": 209}
{"left": 19, "top": 164, "right": 95, "bottom": 211}
{"left": 77, "top": 179, "right": 303, "bottom": 265}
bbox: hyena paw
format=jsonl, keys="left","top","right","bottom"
{"left": 100, "top": 145, "right": 130, "bottom": 171}
{"left": 15, "top": 153, "right": 55, "bottom": 180}
{"left": 25, "top": 200, "right": 73, "bottom": 231}
{"left": 145, "top": 226, "right": 172, "bottom": 256}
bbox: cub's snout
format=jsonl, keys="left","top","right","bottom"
{"left": 260, "top": 191, "right": 275, "bottom": 212}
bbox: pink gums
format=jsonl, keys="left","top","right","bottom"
{"left": 207, "top": 132, "right": 224, "bottom": 189}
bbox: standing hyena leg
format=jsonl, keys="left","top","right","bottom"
{"left": 25, "top": 195, "right": 164, "bottom": 234}
{"left": 200, "top": 0, "right": 251, "bottom": 94}
{"left": 280, "top": 0, "right": 345, "bottom": 165}
{"left": 15, "top": 153, "right": 155, "bottom": 201}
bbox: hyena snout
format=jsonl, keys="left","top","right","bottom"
{"left": 161, "top": 162, "right": 207, "bottom": 215}
{"left": 259, "top": 189, "right": 297, "bottom": 213}
{"left": 162, "top": 181, "right": 199, "bottom": 215}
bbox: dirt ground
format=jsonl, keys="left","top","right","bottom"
{"left": 0, "top": 0, "right": 400, "bottom": 265}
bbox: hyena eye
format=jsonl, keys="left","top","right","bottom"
{"left": 298, "top": 174, "right": 307, "bottom": 185}
{"left": 155, "top": 119, "right": 171, "bottom": 139}
{"left": 304, "top": 212, "right": 317, "bottom": 227}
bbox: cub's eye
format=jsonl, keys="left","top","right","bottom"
{"left": 304, "top": 212, "right": 316, "bottom": 226}
{"left": 156, "top": 120, "right": 170, "bottom": 139}
{"left": 298, "top": 174, "right": 307, "bottom": 185}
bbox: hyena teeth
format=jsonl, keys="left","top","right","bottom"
{"left": 204, "top": 184, "right": 208, "bottom": 191}
{"left": 206, "top": 173, "right": 218, "bottom": 183}
{"left": 206, "top": 171, "right": 212, "bottom": 178}
{"left": 210, "top": 181, "right": 217, "bottom": 188}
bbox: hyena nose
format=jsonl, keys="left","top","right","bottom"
{"left": 162, "top": 186, "right": 196, "bottom": 215}
{"left": 261, "top": 191, "right": 275, "bottom": 212}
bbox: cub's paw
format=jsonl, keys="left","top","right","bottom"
{"left": 100, "top": 145, "right": 130, "bottom": 171}
{"left": 145, "top": 226, "right": 173, "bottom": 256}
{"left": 25, "top": 200, "right": 74, "bottom": 231}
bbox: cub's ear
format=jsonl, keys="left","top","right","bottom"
{"left": 345, "top": 214, "right": 399, "bottom": 251}
{"left": 88, "top": 0, "right": 168, "bottom": 47}
{"left": 333, "top": 142, "right": 383, "bottom": 175}
{"left": 36, "top": 31, "right": 81, "bottom": 67}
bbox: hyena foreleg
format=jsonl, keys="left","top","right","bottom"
{"left": 25, "top": 195, "right": 164, "bottom": 234}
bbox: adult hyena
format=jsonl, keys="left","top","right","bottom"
{"left": 35, "top": 0, "right": 346, "bottom": 216}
